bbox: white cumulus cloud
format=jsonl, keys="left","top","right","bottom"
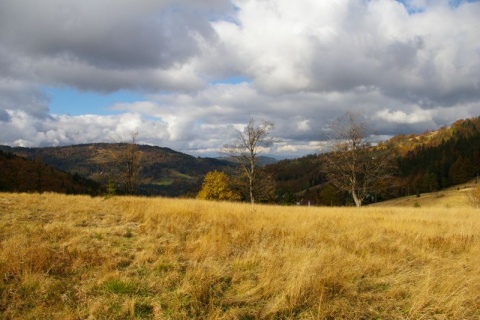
{"left": 1, "top": 0, "right": 479, "bottom": 157}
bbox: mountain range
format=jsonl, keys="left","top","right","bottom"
{"left": 0, "top": 144, "right": 233, "bottom": 197}
{"left": 1, "top": 115, "right": 479, "bottom": 204}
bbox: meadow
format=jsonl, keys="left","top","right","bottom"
{"left": 1, "top": 192, "right": 479, "bottom": 319}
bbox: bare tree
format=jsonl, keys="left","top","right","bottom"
{"left": 232, "top": 168, "right": 277, "bottom": 203}
{"left": 223, "top": 118, "right": 275, "bottom": 204}
{"left": 98, "top": 131, "right": 143, "bottom": 195}
{"left": 121, "top": 132, "right": 143, "bottom": 194}
{"left": 322, "top": 111, "right": 393, "bottom": 207}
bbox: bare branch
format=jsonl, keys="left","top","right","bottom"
{"left": 322, "top": 111, "right": 394, "bottom": 207}
{"left": 223, "top": 117, "right": 275, "bottom": 204}
{"left": 96, "top": 131, "right": 143, "bottom": 195}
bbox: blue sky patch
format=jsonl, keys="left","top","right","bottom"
{"left": 44, "top": 87, "right": 144, "bottom": 116}
{"left": 396, "top": 0, "right": 479, "bottom": 14}
{"left": 210, "top": 76, "right": 250, "bottom": 85}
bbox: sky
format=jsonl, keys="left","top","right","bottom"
{"left": 1, "top": 0, "right": 479, "bottom": 158}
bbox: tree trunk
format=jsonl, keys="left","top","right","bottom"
{"left": 352, "top": 188, "right": 362, "bottom": 207}
{"left": 249, "top": 153, "right": 255, "bottom": 205}
{"left": 249, "top": 175, "right": 255, "bottom": 204}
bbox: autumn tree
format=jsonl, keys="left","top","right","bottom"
{"left": 322, "top": 111, "right": 394, "bottom": 207}
{"left": 197, "top": 170, "right": 241, "bottom": 201}
{"left": 223, "top": 118, "right": 275, "bottom": 204}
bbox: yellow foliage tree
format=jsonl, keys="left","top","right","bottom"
{"left": 197, "top": 170, "right": 241, "bottom": 201}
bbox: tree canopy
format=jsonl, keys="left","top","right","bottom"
{"left": 197, "top": 170, "right": 241, "bottom": 201}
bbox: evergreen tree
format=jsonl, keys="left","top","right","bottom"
{"left": 449, "top": 156, "right": 471, "bottom": 185}
{"left": 317, "top": 184, "right": 343, "bottom": 206}
{"left": 105, "top": 177, "right": 117, "bottom": 198}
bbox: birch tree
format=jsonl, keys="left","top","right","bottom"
{"left": 224, "top": 118, "right": 275, "bottom": 204}
{"left": 98, "top": 131, "right": 142, "bottom": 195}
{"left": 322, "top": 111, "right": 393, "bottom": 207}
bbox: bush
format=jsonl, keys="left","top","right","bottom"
{"left": 197, "top": 170, "right": 241, "bottom": 201}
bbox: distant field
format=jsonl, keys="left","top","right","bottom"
{"left": 1, "top": 193, "right": 479, "bottom": 319}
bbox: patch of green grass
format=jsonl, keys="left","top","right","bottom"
{"left": 104, "top": 279, "right": 138, "bottom": 295}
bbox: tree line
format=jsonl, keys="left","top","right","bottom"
{"left": 197, "top": 118, "right": 277, "bottom": 204}
{"left": 196, "top": 112, "right": 394, "bottom": 207}
{"left": 87, "top": 112, "right": 479, "bottom": 207}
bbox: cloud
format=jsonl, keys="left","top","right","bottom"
{"left": 215, "top": 0, "right": 480, "bottom": 105}
{"left": 375, "top": 108, "right": 433, "bottom": 124}
{"left": 0, "top": 0, "right": 227, "bottom": 70}
{"left": 1, "top": 0, "right": 480, "bottom": 157}
{"left": 0, "top": 0, "right": 233, "bottom": 115}
{"left": 0, "top": 110, "right": 170, "bottom": 148}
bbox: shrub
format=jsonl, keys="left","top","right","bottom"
{"left": 197, "top": 170, "right": 241, "bottom": 201}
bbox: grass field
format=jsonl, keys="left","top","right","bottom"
{"left": 1, "top": 192, "right": 479, "bottom": 319}
{"left": 373, "top": 180, "right": 478, "bottom": 208}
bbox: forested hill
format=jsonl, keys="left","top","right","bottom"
{"left": 0, "top": 150, "right": 100, "bottom": 195}
{"left": 0, "top": 143, "right": 233, "bottom": 197}
{"left": 1, "top": 116, "right": 479, "bottom": 202}
{"left": 393, "top": 116, "right": 480, "bottom": 195}
{"left": 265, "top": 116, "right": 480, "bottom": 205}
{"left": 383, "top": 116, "right": 480, "bottom": 154}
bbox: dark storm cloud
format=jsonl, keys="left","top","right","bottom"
{"left": 0, "top": 1, "right": 227, "bottom": 70}
{"left": 0, "top": 0, "right": 233, "bottom": 92}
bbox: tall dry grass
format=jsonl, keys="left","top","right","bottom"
{"left": 1, "top": 192, "right": 479, "bottom": 319}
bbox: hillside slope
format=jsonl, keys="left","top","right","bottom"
{"left": 0, "top": 150, "right": 100, "bottom": 194}
{"left": 0, "top": 144, "right": 233, "bottom": 196}
{"left": 265, "top": 116, "right": 480, "bottom": 205}
{"left": 370, "top": 179, "right": 477, "bottom": 208}
{"left": 1, "top": 115, "right": 479, "bottom": 201}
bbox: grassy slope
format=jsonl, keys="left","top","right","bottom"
{"left": 1, "top": 193, "right": 480, "bottom": 319}
{"left": 373, "top": 179, "right": 478, "bottom": 208}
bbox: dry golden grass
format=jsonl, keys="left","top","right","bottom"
{"left": 1, "top": 192, "right": 480, "bottom": 319}
{"left": 373, "top": 180, "right": 479, "bottom": 208}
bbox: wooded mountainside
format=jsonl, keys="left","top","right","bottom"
{"left": 1, "top": 116, "right": 479, "bottom": 204}
{"left": 264, "top": 116, "right": 480, "bottom": 205}
{"left": 0, "top": 144, "right": 233, "bottom": 197}
{"left": 394, "top": 118, "right": 480, "bottom": 194}
{"left": 0, "top": 150, "right": 100, "bottom": 194}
